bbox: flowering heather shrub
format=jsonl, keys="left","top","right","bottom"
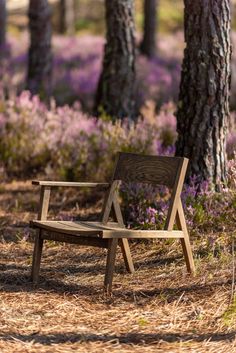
{"left": 0, "top": 92, "right": 176, "bottom": 180}
{"left": 3, "top": 32, "right": 236, "bottom": 114}
{"left": 52, "top": 36, "right": 104, "bottom": 109}
{"left": 1, "top": 34, "right": 181, "bottom": 110}
{"left": 0, "top": 93, "right": 50, "bottom": 174}
{"left": 1, "top": 92, "right": 236, "bottom": 234}
{"left": 226, "top": 132, "right": 236, "bottom": 160}
{"left": 48, "top": 112, "right": 159, "bottom": 181}
{"left": 120, "top": 183, "right": 170, "bottom": 229}
{"left": 121, "top": 174, "right": 236, "bottom": 234}
{"left": 1, "top": 30, "right": 236, "bottom": 233}
{"left": 227, "top": 156, "right": 236, "bottom": 190}
{"left": 136, "top": 55, "right": 181, "bottom": 109}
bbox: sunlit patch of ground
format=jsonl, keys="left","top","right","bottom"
{"left": 0, "top": 181, "right": 235, "bottom": 352}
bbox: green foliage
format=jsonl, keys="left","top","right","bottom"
{"left": 73, "top": 0, "right": 184, "bottom": 35}
{"left": 97, "top": 106, "right": 112, "bottom": 122}
{"left": 75, "top": 18, "right": 105, "bottom": 35}
{"left": 159, "top": 0, "right": 183, "bottom": 33}
{"left": 137, "top": 317, "right": 150, "bottom": 327}
{"left": 223, "top": 297, "right": 236, "bottom": 326}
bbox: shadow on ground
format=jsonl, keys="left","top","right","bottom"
{"left": 0, "top": 331, "right": 235, "bottom": 345}
{"left": 0, "top": 261, "right": 231, "bottom": 303}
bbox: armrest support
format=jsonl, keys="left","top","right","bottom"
{"left": 32, "top": 181, "right": 110, "bottom": 188}
{"left": 38, "top": 186, "right": 51, "bottom": 220}
{"left": 33, "top": 182, "right": 110, "bottom": 221}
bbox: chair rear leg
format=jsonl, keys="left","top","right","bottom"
{"left": 175, "top": 204, "right": 195, "bottom": 274}
{"left": 31, "top": 230, "right": 44, "bottom": 284}
{"left": 104, "top": 239, "right": 118, "bottom": 293}
{"left": 181, "top": 236, "right": 195, "bottom": 274}
{"left": 119, "top": 239, "right": 135, "bottom": 273}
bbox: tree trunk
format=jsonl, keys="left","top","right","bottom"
{"left": 27, "top": 0, "right": 53, "bottom": 97}
{"left": 175, "top": 0, "right": 231, "bottom": 188}
{"left": 0, "top": 0, "right": 6, "bottom": 48}
{"left": 140, "top": 0, "right": 157, "bottom": 58}
{"left": 95, "top": 0, "right": 136, "bottom": 120}
{"left": 59, "top": 0, "right": 75, "bottom": 34}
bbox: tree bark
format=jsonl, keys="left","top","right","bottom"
{"left": 59, "top": 0, "right": 75, "bottom": 34}
{"left": 95, "top": 0, "right": 136, "bottom": 120}
{"left": 140, "top": 0, "right": 157, "bottom": 58}
{"left": 0, "top": 0, "right": 6, "bottom": 48}
{"left": 27, "top": 0, "right": 53, "bottom": 97}
{"left": 175, "top": 0, "right": 231, "bottom": 187}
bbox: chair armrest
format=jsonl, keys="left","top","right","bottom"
{"left": 32, "top": 181, "right": 110, "bottom": 188}
{"left": 32, "top": 182, "right": 110, "bottom": 221}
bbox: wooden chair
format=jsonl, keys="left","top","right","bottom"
{"left": 30, "top": 152, "right": 195, "bottom": 292}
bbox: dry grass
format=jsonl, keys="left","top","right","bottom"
{"left": 0, "top": 180, "right": 236, "bottom": 353}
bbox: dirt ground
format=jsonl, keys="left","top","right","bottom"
{"left": 0, "top": 181, "right": 235, "bottom": 353}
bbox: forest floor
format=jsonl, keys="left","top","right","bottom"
{"left": 0, "top": 180, "right": 235, "bottom": 353}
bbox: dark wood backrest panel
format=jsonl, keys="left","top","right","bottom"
{"left": 113, "top": 152, "right": 187, "bottom": 188}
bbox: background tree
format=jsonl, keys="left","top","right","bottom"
{"left": 140, "top": 0, "right": 157, "bottom": 58}
{"left": 0, "top": 0, "right": 6, "bottom": 48}
{"left": 27, "top": 0, "right": 53, "bottom": 97}
{"left": 175, "top": 0, "right": 231, "bottom": 188}
{"left": 95, "top": 0, "right": 136, "bottom": 120}
{"left": 59, "top": 0, "right": 76, "bottom": 34}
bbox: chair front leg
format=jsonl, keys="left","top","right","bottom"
{"left": 31, "top": 230, "right": 44, "bottom": 284}
{"left": 31, "top": 186, "right": 50, "bottom": 283}
{"left": 104, "top": 238, "right": 118, "bottom": 293}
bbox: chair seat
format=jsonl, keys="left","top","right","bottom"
{"left": 30, "top": 220, "right": 184, "bottom": 239}
{"left": 30, "top": 220, "right": 124, "bottom": 238}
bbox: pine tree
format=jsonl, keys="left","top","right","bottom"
{"left": 0, "top": 0, "right": 6, "bottom": 48}
{"left": 176, "top": 0, "right": 231, "bottom": 187}
{"left": 27, "top": 0, "right": 53, "bottom": 97}
{"left": 59, "top": 0, "right": 75, "bottom": 34}
{"left": 140, "top": 0, "right": 157, "bottom": 58}
{"left": 95, "top": 0, "right": 136, "bottom": 120}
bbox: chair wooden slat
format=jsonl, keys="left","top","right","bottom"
{"left": 41, "top": 232, "right": 109, "bottom": 248}
{"left": 31, "top": 220, "right": 123, "bottom": 237}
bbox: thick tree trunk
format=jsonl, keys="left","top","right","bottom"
{"left": 140, "top": 0, "right": 157, "bottom": 58}
{"left": 0, "top": 0, "right": 6, "bottom": 48}
{"left": 95, "top": 0, "right": 136, "bottom": 120}
{"left": 27, "top": 0, "right": 53, "bottom": 97}
{"left": 175, "top": 0, "right": 231, "bottom": 187}
{"left": 59, "top": 0, "right": 75, "bottom": 34}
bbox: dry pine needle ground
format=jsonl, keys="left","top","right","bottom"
{"left": 0, "top": 181, "right": 235, "bottom": 352}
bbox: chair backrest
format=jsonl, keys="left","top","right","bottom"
{"left": 102, "top": 152, "right": 189, "bottom": 230}
{"left": 113, "top": 152, "right": 186, "bottom": 188}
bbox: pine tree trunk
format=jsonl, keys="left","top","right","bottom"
{"left": 0, "top": 0, "right": 6, "bottom": 48}
{"left": 95, "top": 0, "right": 136, "bottom": 120}
{"left": 27, "top": 0, "right": 53, "bottom": 97}
{"left": 140, "top": 0, "right": 157, "bottom": 58}
{"left": 59, "top": 0, "right": 75, "bottom": 34}
{"left": 175, "top": 0, "right": 231, "bottom": 187}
